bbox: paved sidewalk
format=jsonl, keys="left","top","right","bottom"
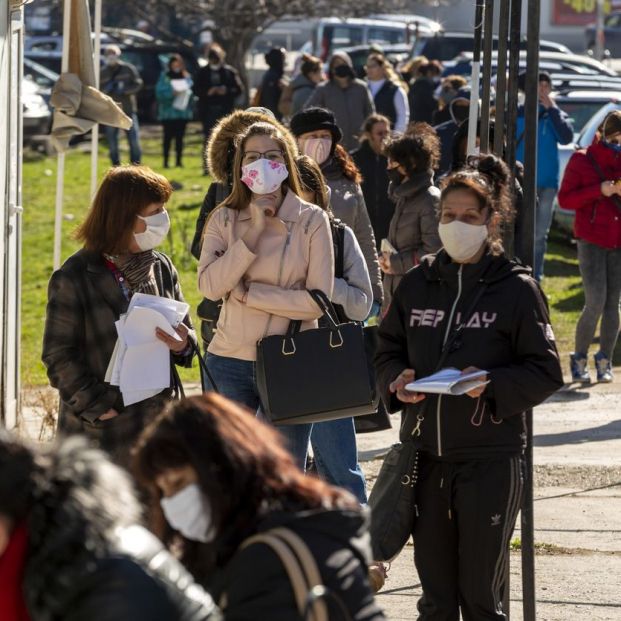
{"left": 360, "top": 380, "right": 621, "bottom": 620}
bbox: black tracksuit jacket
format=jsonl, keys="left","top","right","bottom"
{"left": 375, "top": 249, "right": 564, "bottom": 461}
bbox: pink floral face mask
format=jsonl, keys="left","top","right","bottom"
{"left": 241, "top": 159, "right": 289, "bottom": 195}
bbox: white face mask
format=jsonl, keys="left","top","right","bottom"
{"left": 438, "top": 220, "right": 488, "bottom": 263}
{"left": 134, "top": 210, "right": 170, "bottom": 251}
{"left": 241, "top": 158, "right": 289, "bottom": 195}
{"left": 160, "top": 483, "right": 215, "bottom": 543}
{"left": 105, "top": 54, "right": 119, "bottom": 66}
{"left": 301, "top": 137, "right": 332, "bottom": 165}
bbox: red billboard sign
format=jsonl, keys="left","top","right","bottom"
{"left": 552, "top": 0, "right": 616, "bottom": 26}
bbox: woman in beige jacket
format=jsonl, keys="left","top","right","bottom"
{"left": 198, "top": 121, "right": 334, "bottom": 466}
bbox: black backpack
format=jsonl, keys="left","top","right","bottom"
{"left": 329, "top": 218, "right": 348, "bottom": 323}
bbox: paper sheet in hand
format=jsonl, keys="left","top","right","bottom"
{"left": 170, "top": 79, "right": 190, "bottom": 92}
{"left": 127, "top": 293, "right": 189, "bottom": 328}
{"left": 405, "top": 367, "right": 489, "bottom": 396}
{"left": 120, "top": 306, "right": 182, "bottom": 347}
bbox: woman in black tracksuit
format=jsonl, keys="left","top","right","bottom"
{"left": 375, "top": 154, "right": 564, "bottom": 620}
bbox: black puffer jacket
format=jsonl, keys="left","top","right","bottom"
{"left": 375, "top": 250, "right": 564, "bottom": 460}
{"left": 22, "top": 438, "right": 221, "bottom": 621}
{"left": 208, "top": 508, "right": 385, "bottom": 621}
{"left": 351, "top": 140, "right": 395, "bottom": 251}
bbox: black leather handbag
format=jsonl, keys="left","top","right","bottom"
{"left": 369, "top": 439, "right": 421, "bottom": 561}
{"left": 256, "top": 290, "right": 378, "bottom": 425}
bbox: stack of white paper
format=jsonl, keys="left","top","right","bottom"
{"left": 105, "top": 294, "right": 189, "bottom": 406}
{"left": 405, "top": 367, "right": 489, "bottom": 396}
{"left": 170, "top": 78, "right": 192, "bottom": 110}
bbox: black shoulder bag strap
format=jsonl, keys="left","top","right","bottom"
{"left": 153, "top": 254, "right": 221, "bottom": 396}
{"left": 586, "top": 151, "right": 621, "bottom": 215}
{"left": 409, "top": 280, "right": 489, "bottom": 440}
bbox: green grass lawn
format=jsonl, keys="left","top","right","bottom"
{"left": 20, "top": 126, "right": 600, "bottom": 386}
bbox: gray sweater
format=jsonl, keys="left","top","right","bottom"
{"left": 305, "top": 79, "right": 375, "bottom": 151}
{"left": 322, "top": 163, "right": 383, "bottom": 304}
{"left": 333, "top": 225, "right": 373, "bottom": 321}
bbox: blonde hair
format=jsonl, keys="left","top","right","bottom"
{"left": 367, "top": 53, "right": 408, "bottom": 92}
{"left": 221, "top": 122, "right": 302, "bottom": 211}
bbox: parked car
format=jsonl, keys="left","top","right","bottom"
{"left": 24, "top": 29, "right": 199, "bottom": 121}
{"left": 585, "top": 12, "right": 621, "bottom": 58}
{"left": 23, "top": 57, "right": 58, "bottom": 104}
{"left": 330, "top": 43, "right": 412, "bottom": 78}
{"left": 412, "top": 31, "right": 571, "bottom": 64}
{"left": 555, "top": 100, "right": 621, "bottom": 234}
{"left": 22, "top": 74, "right": 52, "bottom": 141}
{"left": 556, "top": 90, "right": 621, "bottom": 135}
{"left": 446, "top": 50, "right": 619, "bottom": 78}
{"left": 310, "top": 17, "right": 422, "bottom": 61}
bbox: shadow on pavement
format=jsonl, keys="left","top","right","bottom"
{"left": 535, "top": 419, "right": 621, "bottom": 446}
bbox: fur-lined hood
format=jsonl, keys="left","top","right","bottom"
{"left": 206, "top": 109, "right": 298, "bottom": 184}
{"left": 24, "top": 437, "right": 142, "bottom": 617}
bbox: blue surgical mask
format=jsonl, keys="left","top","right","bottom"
{"left": 603, "top": 140, "right": 621, "bottom": 153}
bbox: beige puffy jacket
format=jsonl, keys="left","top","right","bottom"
{"left": 198, "top": 191, "right": 334, "bottom": 361}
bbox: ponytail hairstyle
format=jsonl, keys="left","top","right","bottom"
{"left": 440, "top": 154, "right": 514, "bottom": 256}
{"left": 332, "top": 144, "right": 363, "bottom": 184}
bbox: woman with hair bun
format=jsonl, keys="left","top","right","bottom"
{"left": 374, "top": 154, "right": 563, "bottom": 618}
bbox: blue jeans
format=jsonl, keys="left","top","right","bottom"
{"left": 204, "top": 353, "right": 312, "bottom": 469}
{"left": 534, "top": 186, "right": 557, "bottom": 281}
{"left": 311, "top": 418, "right": 367, "bottom": 504}
{"left": 104, "top": 113, "right": 142, "bottom": 166}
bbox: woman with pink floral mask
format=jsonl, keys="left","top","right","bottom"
{"left": 198, "top": 121, "right": 334, "bottom": 467}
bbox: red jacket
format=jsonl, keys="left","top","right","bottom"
{"left": 558, "top": 140, "right": 621, "bottom": 248}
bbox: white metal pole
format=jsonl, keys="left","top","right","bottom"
{"left": 90, "top": 0, "right": 102, "bottom": 199}
{"left": 53, "top": 0, "right": 72, "bottom": 271}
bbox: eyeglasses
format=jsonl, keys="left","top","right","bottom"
{"left": 242, "top": 150, "right": 285, "bottom": 165}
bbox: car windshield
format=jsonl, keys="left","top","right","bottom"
{"left": 557, "top": 101, "right": 613, "bottom": 137}
{"left": 578, "top": 103, "right": 621, "bottom": 148}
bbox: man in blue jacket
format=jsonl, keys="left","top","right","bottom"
{"left": 516, "top": 71, "right": 574, "bottom": 281}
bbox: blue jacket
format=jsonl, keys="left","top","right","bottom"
{"left": 155, "top": 73, "right": 194, "bottom": 121}
{"left": 515, "top": 104, "right": 573, "bottom": 189}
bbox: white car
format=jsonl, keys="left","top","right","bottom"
{"left": 22, "top": 74, "right": 51, "bottom": 141}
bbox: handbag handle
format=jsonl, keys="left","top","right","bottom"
{"left": 286, "top": 289, "right": 341, "bottom": 339}
{"left": 189, "top": 339, "right": 221, "bottom": 394}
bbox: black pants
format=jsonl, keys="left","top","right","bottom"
{"left": 413, "top": 454, "right": 524, "bottom": 620}
{"left": 162, "top": 119, "right": 187, "bottom": 167}
{"left": 200, "top": 106, "right": 227, "bottom": 173}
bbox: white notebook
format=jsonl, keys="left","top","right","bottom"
{"left": 405, "top": 367, "right": 489, "bottom": 396}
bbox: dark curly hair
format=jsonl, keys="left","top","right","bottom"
{"left": 440, "top": 154, "right": 514, "bottom": 255}
{"left": 384, "top": 122, "right": 440, "bottom": 174}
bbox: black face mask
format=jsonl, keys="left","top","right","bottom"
{"left": 334, "top": 65, "right": 354, "bottom": 79}
{"left": 387, "top": 168, "right": 404, "bottom": 184}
